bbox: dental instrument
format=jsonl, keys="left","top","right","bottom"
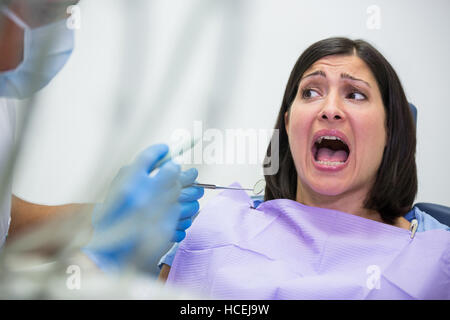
{"left": 191, "top": 179, "right": 266, "bottom": 196}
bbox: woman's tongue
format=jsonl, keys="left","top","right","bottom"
{"left": 316, "top": 147, "right": 348, "bottom": 163}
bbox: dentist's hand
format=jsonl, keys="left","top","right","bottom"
{"left": 83, "top": 144, "right": 203, "bottom": 272}
{"left": 173, "top": 167, "right": 204, "bottom": 242}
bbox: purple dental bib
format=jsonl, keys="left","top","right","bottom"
{"left": 167, "top": 184, "right": 450, "bottom": 299}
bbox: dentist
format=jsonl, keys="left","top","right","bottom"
{"left": 0, "top": 0, "right": 203, "bottom": 272}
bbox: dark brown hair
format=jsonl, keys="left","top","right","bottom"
{"left": 264, "top": 37, "right": 417, "bottom": 224}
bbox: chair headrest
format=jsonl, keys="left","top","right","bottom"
{"left": 409, "top": 103, "right": 417, "bottom": 127}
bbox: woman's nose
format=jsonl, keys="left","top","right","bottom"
{"left": 318, "top": 98, "right": 345, "bottom": 122}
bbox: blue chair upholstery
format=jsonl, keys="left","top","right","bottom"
{"left": 409, "top": 103, "right": 450, "bottom": 227}
{"left": 413, "top": 203, "right": 450, "bottom": 227}
{"left": 409, "top": 102, "right": 417, "bottom": 124}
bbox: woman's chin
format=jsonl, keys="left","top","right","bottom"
{"left": 312, "top": 187, "right": 346, "bottom": 197}
{"left": 306, "top": 179, "right": 350, "bottom": 197}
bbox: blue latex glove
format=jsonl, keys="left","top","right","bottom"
{"left": 83, "top": 144, "right": 203, "bottom": 272}
{"left": 173, "top": 168, "right": 204, "bottom": 242}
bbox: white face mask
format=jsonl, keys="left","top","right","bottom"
{"left": 0, "top": 7, "right": 74, "bottom": 99}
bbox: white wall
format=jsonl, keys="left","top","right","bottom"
{"left": 12, "top": 0, "right": 450, "bottom": 207}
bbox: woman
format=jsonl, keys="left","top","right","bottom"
{"left": 161, "top": 37, "right": 450, "bottom": 299}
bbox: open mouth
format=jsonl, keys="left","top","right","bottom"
{"left": 311, "top": 134, "right": 350, "bottom": 166}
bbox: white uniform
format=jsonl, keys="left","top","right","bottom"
{"left": 0, "top": 98, "right": 16, "bottom": 247}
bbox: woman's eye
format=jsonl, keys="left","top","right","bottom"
{"left": 302, "top": 88, "right": 320, "bottom": 99}
{"left": 348, "top": 91, "right": 366, "bottom": 100}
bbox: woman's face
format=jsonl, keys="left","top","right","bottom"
{"left": 285, "top": 54, "right": 387, "bottom": 199}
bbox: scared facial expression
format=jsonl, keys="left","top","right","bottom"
{"left": 285, "top": 54, "right": 387, "bottom": 199}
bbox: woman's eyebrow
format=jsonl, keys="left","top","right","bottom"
{"left": 301, "top": 70, "right": 326, "bottom": 82}
{"left": 300, "top": 70, "right": 371, "bottom": 89}
{"left": 341, "top": 72, "right": 371, "bottom": 88}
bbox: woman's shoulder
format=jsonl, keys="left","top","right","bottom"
{"left": 405, "top": 207, "right": 450, "bottom": 232}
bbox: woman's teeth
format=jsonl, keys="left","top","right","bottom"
{"left": 315, "top": 135, "right": 345, "bottom": 144}
{"left": 315, "top": 160, "right": 346, "bottom": 165}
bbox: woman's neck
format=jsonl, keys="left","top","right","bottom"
{"left": 295, "top": 181, "right": 411, "bottom": 229}
{"left": 296, "top": 184, "right": 383, "bottom": 222}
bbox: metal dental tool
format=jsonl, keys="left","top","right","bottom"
{"left": 191, "top": 179, "right": 266, "bottom": 196}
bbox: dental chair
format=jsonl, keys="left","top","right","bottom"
{"left": 409, "top": 103, "right": 450, "bottom": 227}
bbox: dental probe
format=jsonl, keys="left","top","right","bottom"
{"left": 190, "top": 179, "right": 266, "bottom": 195}
{"left": 191, "top": 183, "right": 254, "bottom": 192}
